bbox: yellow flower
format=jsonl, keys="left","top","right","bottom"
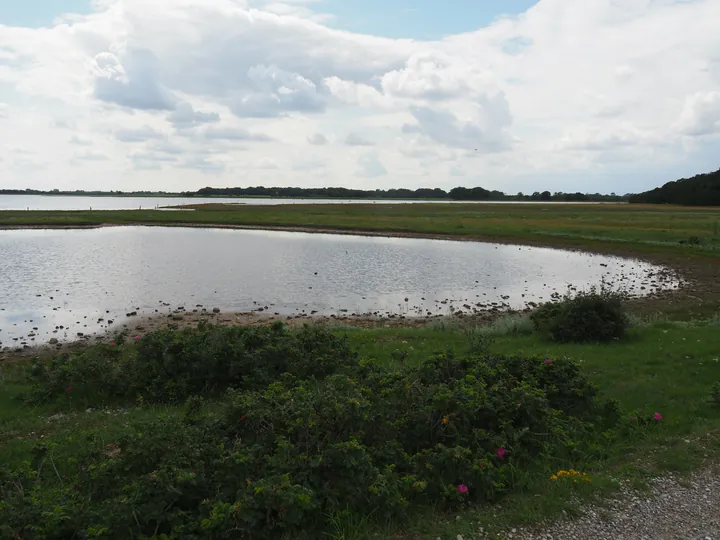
{"left": 442, "top": 416, "right": 449, "bottom": 425}
{"left": 552, "top": 469, "right": 592, "bottom": 483}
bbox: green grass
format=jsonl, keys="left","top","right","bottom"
{"left": 346, "top": 321, "right": 720, "bottom": 537}
{"left": 2, "top": 320, "right": 719, "bottom": 539}
{"left": 345, "top": 322, "right": 720, "bottom": 419}
{"left": 2, "top": 203, "right": 719, "bottom": 256}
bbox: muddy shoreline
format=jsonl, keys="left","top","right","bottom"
{"left": 1, "top": 309, "right": 506, "bottom": 360}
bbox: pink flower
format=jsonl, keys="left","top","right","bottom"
{"left": 496, "top": 447, "right": 507, "bottom": 459}
{"left": 110, "top": 342, "right": 116, "bottom": 347}
{"left": 457, "top": 484, "right": 469, "bottom": 494}
{"left": 545, "top": 358, "right": 552, "bottom": 365}
{"left": 66, "top": 387, "right": 72, "bottom": 393}
{"left": 134, "top": 335, "right": 141, "bottom": 340}
{"left": 653, "top": 412, "right": 663, "bottom": 421}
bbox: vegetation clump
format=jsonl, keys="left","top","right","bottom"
{"left": 26, "top": 322, "right": 357, "bottom": 405}
{"left": 629, "top": 167, "right": 720, "bottom": 206}
{"left": 2, "top": 324, "right": 623, "bottom": 539}
{"left": 530, "top": 288, "right": 629, "bottom": 343}
{"left": 711, "top": 381, "right": 720, "bottom": 408}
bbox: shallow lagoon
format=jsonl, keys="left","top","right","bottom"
{"left": 0, "top": 226, "right": 678, "bottom": 347}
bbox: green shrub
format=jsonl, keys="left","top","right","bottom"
{"left": 530, "top": 288, "right": 629, "bottom": 343}
{"left": 2, "top": 327, "right": 623, "bottom": 539}
{"left": 26, "top": 322, "right": 358, "bottom": 405}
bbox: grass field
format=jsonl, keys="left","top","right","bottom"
{"left": 1, "top": 203, "right": 719, "bottom": 256}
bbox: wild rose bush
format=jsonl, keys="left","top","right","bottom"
{"left": 3, "top": 324, "right": 622, "bottom": 539}
{"left": 26, "top": 322, "right": 359, "bottom": 405}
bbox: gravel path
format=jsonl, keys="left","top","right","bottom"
{"left": 505, "top": 467, "right": 719, "bottom": 540}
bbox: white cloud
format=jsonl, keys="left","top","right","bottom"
{"left": 324, "top": 76, "right": 393, "bottom": 109}
{"left": 0, "top": 0, "right": 718, "bottom": 193}
{"left": 405, "top": 94, "right": 512, "bottom": 152}
{"left": 72, "top": 150, "right": 111, "bottom": 162}
{"left": 128, "top": 150, "right": 178, "bottom": 162}
{"left": 345, "top": 132, "right": 374, "bottom": 146}
{"left": 307, "top": 132, "right": 327, "bottom": 145}
{"left": 356, "top": 152, "right": 387, "bottom": 178}
{"left": 676, "top": 91, "right": 720, "bottom": 137}
{"left": 114, "top": 126, "right": 165, "bottom": 142}
{"left": 127, "top": 149, "right": 178, "bottom": 171}
{"left": 293, "top": 159, "right": 326, "bottom": 172}
{"left": 179, "top": 156, "right": 226, "bottom": 173}
{"left": 262, "top": 2, "right": 334, "bottom": 24}
{"left": 93, "top": 50, "right": 177, "bottom": 110}
{"left": 558, "top": 122, "right": 664, "bottom": 152}
{"left": 256, "top": 157, "right": 280, "bottom": 169}
{"left": 202, "top": 127, "right": 274, "bottom": 141}
{"left": 230, "top": 64, "right": 328, "bottom": 117}
{"left": 70, "top": 134, "right": 94, "bottom": 146}
{"left": 151, "top": 141, "right": 185, "bottom": 155}
{"left": 167, "top": 102, "right": 221, "bottom": 128}
{"left": 381, "top": 51, "right": 475, "bottom": 101}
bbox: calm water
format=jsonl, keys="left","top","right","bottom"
{"left": 1, "top": 195, "right": 443, "bottom": 210}
{"left": 0, "top": 195, "right": 616, "bottom": 211}
{"left": 0, "top": 227, "right": 677, "bottom": 347}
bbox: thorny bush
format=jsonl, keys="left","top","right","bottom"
{"left": 3, "top": 323, "right": 623, "bottom": 539}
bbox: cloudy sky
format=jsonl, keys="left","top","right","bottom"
{"left": 0, "top": 0, "right": 718, "bottom": 194}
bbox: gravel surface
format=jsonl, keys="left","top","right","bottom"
{"left": 504, "top": 468, "right": 719, "bottom": 540}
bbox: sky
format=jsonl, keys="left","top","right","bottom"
{"left": 0, "top": 0, "right": 718, "bottom": 194}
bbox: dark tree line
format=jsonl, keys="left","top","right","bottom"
{"left": 629, "top": 168, "right": 720, "bottom": 206}
{"left": 187, "top": 186, "right": 450, "bottom": 199}
{"left": 1, "top": 186, "right": 629, "bottom": 202}
{"left": 187, "top": 186, "right": 627, "bottom": 202}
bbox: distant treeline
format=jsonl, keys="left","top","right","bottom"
{"left": 629, "top": 169, "right": 720, "bottom": 206}
{"left": 0, "top": 186, "right": 628, "bottom": 202}
{"left": 187, "top": 186, "right": 628, "bottom": 202}
{"left": 4, "top": 168, "right": 719, "bottom": 205}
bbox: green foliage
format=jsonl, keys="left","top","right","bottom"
{"left": 629, "top": 167, "right": 720, "bottom": 206}
{"left": 26, "top": 322, "right": 358, "bottom": 405}
{"left": 462, "top": 326, "right": 495, "bottom": 356}
{"left": 530, "top": 288, "right": 629, "bottom": 343}
{"left": 1, "top": 326, "right": 624, "bottom": 539}
{"left": 711, "top": 382, "right": 720, "bottom": 408}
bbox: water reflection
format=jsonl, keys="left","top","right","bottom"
{"left": 0, "top": 227, "right": 677, "bottom": 346}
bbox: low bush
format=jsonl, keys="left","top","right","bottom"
{"left": 26, "top": 322, "right": 358, "bottom": 405}
{"left": 530, "top": 288, "right": 629, "bottom": 343}
{"left": 2, "top": 325, "right": 623, "bottom": 539}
